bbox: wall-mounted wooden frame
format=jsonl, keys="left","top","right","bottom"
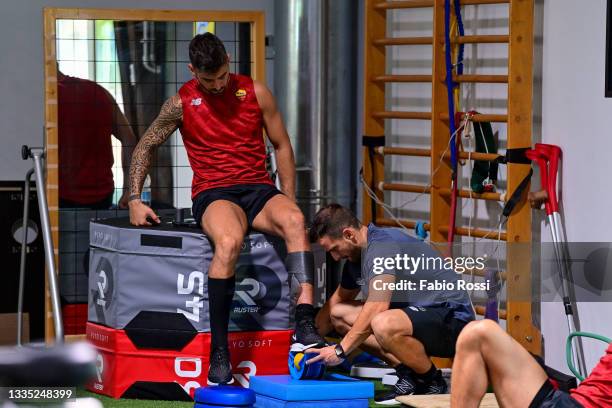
{"left": 43, "top": 7, "right": 266, "bottom": 342}
{"left": 606, "top": 0, "right": 612, "bottom": 97}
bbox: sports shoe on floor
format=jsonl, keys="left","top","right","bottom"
{"left": 207, "top": 346, "right": 233, "bottom": 385}
{"left": 374, "top": 366, "right": 417, "bottom": 405}
{"left": 415, "top": 369, "right": 448, "bottom": 394}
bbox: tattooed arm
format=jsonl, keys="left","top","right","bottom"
{"left": 128, "top": 94, "right": 183, "bottom": 226}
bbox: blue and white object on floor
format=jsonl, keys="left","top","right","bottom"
{"left": 349, "top": 361, "right": 395, "bottom": 379}
{"left": 250, "top": 373, "right": 374, "bottom": 401}
{"left": 288, "top": 343, "right": 326, "bottom": 380}
{"left": 194, "top": 385, "right": 256, "bottom": 408}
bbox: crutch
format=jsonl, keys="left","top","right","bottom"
{"left": 18, "top": 145, "right": 64, "bottom": 344}
{"left": 526, "top": 143, "right": 587, "bottom": 378}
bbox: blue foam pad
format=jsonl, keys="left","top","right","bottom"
{"left": 195, "top": 405, "right": 253, "bottom": 408}
{"left": 254, "top": 394, "right": 369, "bottom": 408}
{"left": 194, "top": 385, "right": 255, "bottom": 406}
{"left": 249, "top": 374, "right": 374, "bottom": 401}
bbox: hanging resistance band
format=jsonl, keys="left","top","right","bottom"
{"left": 444, "top": 0, "right": 465, "bottom": 246}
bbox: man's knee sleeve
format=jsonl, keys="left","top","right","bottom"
{"left": 286, "top": 252, "right": 314, "bottom": 291}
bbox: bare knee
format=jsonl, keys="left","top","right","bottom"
{"left": 371, "top": 312, "right": 402, "bottom": 347}
{"left": 214, "top": 235, "right": 242, "bottom": 265}
{"left": 280, "top": 210, "right": 306, "bottom": 240}
{"left": 456, "top": 319, "right": 498, "bottom": 352}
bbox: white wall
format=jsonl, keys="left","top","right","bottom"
{"left": 540, "top": 0, "right": 612, "bottom": 373}
{"left": 0, "top": 0, "right": 274, "bottom": 181}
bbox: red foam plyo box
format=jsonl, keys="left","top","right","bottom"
{"left": 86, "top": 322, "right": 291, "bottom": 400}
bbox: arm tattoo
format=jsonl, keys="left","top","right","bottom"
{"left": 129, "top": 94, "right": 183, "bottom": 196}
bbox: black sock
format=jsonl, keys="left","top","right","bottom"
{"left": 208, "top": 277, "right": 235, "bottom": 349}
{"left": 295, "top": 303, "right": 315, "bottom": 322}
{"left": 394, "top": 363, "right": 412, "bottom": 377}
{"left": 414, "top": 362, "right": 437, "bottom": 383}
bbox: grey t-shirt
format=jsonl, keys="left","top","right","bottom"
{"left": 340, "top": 224, "right": 475, "bottom": 322}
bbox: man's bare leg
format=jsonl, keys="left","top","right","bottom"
{"left": 330, "top": 301, "right": 400, "bottom": 366}
{"left": 450, "top": 319, "right": 548, "bottom": 408}
{"left": 201, "top": 200, "right": 248, "bottom": 384}
{"left": 252, "top": 194, "right": 313, "bottom": 304}
{"left": 252, "top": 194, "right": 323, "bottom": 345}
{"left": 202, "top": 200, "right": 248, "bottom": 279}
{"left": 370, "top": 310, "right": 433, "bottom": 374}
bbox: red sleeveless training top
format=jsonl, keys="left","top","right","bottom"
{"left": 178, "top": 74, "right": 273, "bottom": 198}
{"left": 570, "top": 342, "right": 612, "bottom": 408}
{"left": 58, "top": 75, "right": 115, "bottom": 204}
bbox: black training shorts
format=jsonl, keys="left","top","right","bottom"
{"left": 192, "top": 183, "right": 282, "bottom": 227}
{"left": 392, "top": 304, "right": 469, "bottom": 358}
{"left": 529, "top": 380, "right": 584, "bottom": 408}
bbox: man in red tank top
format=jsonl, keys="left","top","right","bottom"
{"left": 450, "top": 319, "right": 611, "bottom": 407}
{"left": 58, "top": 70, "right": 137, "bottom": 208}
{"left": 127, "top": 33, "right": 325, "bottom": 385}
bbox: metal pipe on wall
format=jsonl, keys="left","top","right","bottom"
{"left": 274, "top": 0, "right": 357, "bottom": 221}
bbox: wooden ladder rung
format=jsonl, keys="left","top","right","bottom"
{"left": 456, "top": 34, "right": 509, "bottom": 44}
{"left": 372, "top": 74, "right": 433, "bottom": 83}
{"left": 374, "top": 0, "right": 508, "bottom": 10}
{"left": 381, "top": 182, "right": 431, "bottom": 194}
{"left": 373, "top": 111, "right": 432, "bottom": 120}
{"left": 441, "top": 113, "right": 508, "bottom": 123}
{"left": 439, "top": 188, "right": 503, "bottom": 202}
{"left": 374, "top": 0, "right": 433, "bottom": 10}
{"left": 377, "top": 217, "right": 431, "bottom": 231}
{"left": 439, "top": 225, "right": 507, "bottom": 241}
{"left": 462, "top": 0, "right": 510, "bottom": 5}
{"left": 475, "top": 305, "right": 507, "bottom": 320}
{"left": 452, "top": 151, "right": 501, "bottom": 162}
{"left": 379, "top": 147, "right": 431, "bottom": 157}
{"left": 454, "top": 74, "right": 508, "bottom": 83}
{"left": 373, "top": 36, "right": 433, "bottom": 46}
{"left": 463, "top": 267, "right": 507, "bottom": 281}
{"left": 379, "top": 147, "right": 500, "bottom": 163}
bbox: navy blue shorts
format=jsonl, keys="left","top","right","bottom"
{"left": 392, "top": 304, "right": 469, "bottom": 358}
{"left": 529, "top": 380, "right": 583, "bottom": 408}
{"left": 192, "top": 183, "right": 282, "bottom": 227}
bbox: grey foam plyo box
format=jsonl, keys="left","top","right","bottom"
{"left": 88, "top": 218, "right": 326, "bottom": 332}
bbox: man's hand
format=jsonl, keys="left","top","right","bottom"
{"left": 118, "top": 191, "right": 130, "bottom": 209}
{"left": 129, "top": 200, "right": 160, "bottom": 226}
{"left": 304, "top": 345, "right": 344, "bottom": 367}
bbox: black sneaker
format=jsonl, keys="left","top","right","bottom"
{"left": 292, "top": 307, "right": 325, "bottom": 347}
{"left": 415, "top": 369, "right": 448, "bottom": 394}
{"left": 374, "top": 368, "right": 417, "bottom": 405}
{"left": 207, "top": 346, "right": 233, "bottom": 385}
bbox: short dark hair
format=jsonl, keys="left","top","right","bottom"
{"left": 309, "top": 203, "right": 362, "bottom": 242}
{"left": 189, "top": 33, "right": 227, "bottom": 73}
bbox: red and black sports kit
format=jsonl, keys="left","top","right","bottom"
{"left": 178, "top": 73, "right": 280, "bottom": 225}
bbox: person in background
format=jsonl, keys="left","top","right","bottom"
{"left": 58, "top": 69, "right": 136, "bottom": 209}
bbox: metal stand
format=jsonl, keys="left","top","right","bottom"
{"left": 18, "top": 145, "right": 63, "bottom": 344}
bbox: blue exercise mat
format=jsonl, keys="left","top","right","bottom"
{"left": 254, "top": 394, "right": 369, "bottom": 408}
{"left": 194, "top": 385, "right": 255, "bottom": 406}
{"left": 249, "top": 374, "right": 374, "bottom": 401}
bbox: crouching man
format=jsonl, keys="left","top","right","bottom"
{"left": 306, "top": 204, "right": 475, "bottom": 404}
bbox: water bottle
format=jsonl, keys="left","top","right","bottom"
{"left": 141, "top": 175, "right": 151, "bottom": 206}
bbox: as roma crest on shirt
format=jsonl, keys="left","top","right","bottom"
{"left": 235, "top": 88, "right": 247, "bottom": 101}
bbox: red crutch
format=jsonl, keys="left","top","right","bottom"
{"left": 526, "top": 144, "right": 587, "bottom": 378}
